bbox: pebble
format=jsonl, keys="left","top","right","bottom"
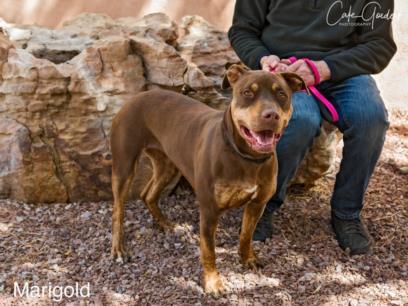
{"left": 299, "top": 272, "right": 316, "bottom": 282}
{"left": 16, "top": 216, "right": 24, "bottom": 222}
{"left": 349, "top": 300, "right": 358, "bottom": 306}
{"left": 81, "top": 211, "right": 92, "bottom": 220}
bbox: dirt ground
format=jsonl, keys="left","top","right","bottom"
{"left": 0, "top": 111, "right": 407, "bottom": 306}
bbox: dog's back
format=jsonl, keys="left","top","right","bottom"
{"left": 110, "top": 89, "right": 222, "bottom": 182}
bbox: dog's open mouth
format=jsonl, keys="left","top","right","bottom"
{"left": 240, "top": 126, "right": 281, "bottom": 153}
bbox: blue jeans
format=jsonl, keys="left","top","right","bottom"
{"left": 267, "top": 75, "right": 389, "bottom": 220}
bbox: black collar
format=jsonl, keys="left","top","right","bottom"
{"left": 222, "top": 107, "right": 273, "bottom": 164}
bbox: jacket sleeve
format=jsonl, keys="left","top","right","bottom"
{"left": 324, "top": 0, "right": 397, "bottom": 82}
{"left": 228, "top": 0, "right": 271, "bottom": 69}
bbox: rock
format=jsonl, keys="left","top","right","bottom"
{"left": 179, "top": 15, "right": 238, "bottom": 85}
{"left": 390, "top": 300, "right": 404, "bottom": 306}
{"left": 178, "top": 15, "right": 240, "bottom": 108}
{"left": 0, "top": 13, "right": 338, "bottom": 203}
{"left": 0, "top": 29, "right": 13, "bottom": 66}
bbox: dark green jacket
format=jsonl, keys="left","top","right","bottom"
{"left": 228, "top": 0, "right": 397, "bottom": 81}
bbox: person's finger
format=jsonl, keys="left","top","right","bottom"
{"left": 261, "top": 58, "right": 276, "bottom": 72}
{"left": 297, "top": 65, "right": 315, "bottom": 85}
{"left": 287, "top": 60, "right": 305, "bottom": 72}
{"left": 275, "top": 64, "right": 288, "bottom": 72}
{"left": 280, "top": 59, "right": 292, "bottom": 65}
{"left": 262, "top": 64, "right": 271, "bottom": 72}
{"left": 261, "top": 55, "right": 279, "bottom": 65}
{"left": 264, "top": 55, "right": 280, "bottom": 67}
{"left": 267, "top": 61, "right": 280, "bottom": 71}
{"left": 296, "top": 72, "right": 314, "bottom": 86}
{"left": 301, "top": 74, "right": 315, "bottom": 86}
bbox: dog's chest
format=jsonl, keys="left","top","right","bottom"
{"left": 214, "top": 182, "right": 260, "bottom": 209}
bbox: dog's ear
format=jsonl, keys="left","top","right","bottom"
{"left": 222, "top": 64, "right": 250, "bottom": 89}
{"left": 279, "top": 72, "right": 310, "bottom": 95}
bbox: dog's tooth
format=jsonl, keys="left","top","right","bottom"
{"left": 254, "top": 134, "right": 263, "bottom": 144}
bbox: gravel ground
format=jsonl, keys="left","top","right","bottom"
{"left": 0, "top": 111, "right": 407, "bottom": 306}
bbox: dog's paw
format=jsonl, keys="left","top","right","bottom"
{"left": 203, "top": 271, "right": 225, "bottom": 297}
{"left": 111, "top": 245, "right": 129, "bottom": 264}
{"left": 161, "top": 220, "right": 177, "bottom": 231}
{"left": 242, "top": 256, "right": 264, "bottom": 271}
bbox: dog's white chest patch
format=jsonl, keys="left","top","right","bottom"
{"left": 244, "top": 185, "right": 258, "bottom": 197}
{"left": 214, "top": 183, "right": 259, "bottom": 209}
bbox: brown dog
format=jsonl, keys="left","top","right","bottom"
{"left": 110, "top": 65, "right": 306, "bottom": 295}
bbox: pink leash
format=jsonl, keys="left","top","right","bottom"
{"left": 271, "top": 56, "right": 339, "bottom": 123}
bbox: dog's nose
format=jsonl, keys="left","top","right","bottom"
{"left": 262, "top": 109, "right": 280, "bottom": 121}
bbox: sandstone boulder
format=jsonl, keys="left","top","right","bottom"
{"left": 0, "top": 13, "right": 337, "bottom": 203}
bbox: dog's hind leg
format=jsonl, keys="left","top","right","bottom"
{"left": 111, "top": 158, "right": 137, "bottom": 262}
{"left": 110, "top": 124, "right": 143, "bottom": 262}
{"left": 140, "top": 148, "right": 179, "bottom": 230}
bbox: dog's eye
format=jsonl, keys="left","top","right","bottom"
{"left": 277, "top": 91, "right": 287, "bottom": 100}
{"left": 242, "top": 89, "right": 254, "bottom": 98}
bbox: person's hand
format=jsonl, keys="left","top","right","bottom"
{"left": 315, "top": 61, "right": 331, "bottom": 82}
{"left": 260, "top": 55, "right": 281, "bottom": 72}
{"left": 274, "top": 62, "right": 290, "bottom": 72}
{"left": 287, "top": 60, "right": 331, "bottom": 86}
{"left": 260, "top": 55, "right": 291, "bottom": 72}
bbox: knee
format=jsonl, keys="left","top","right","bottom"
{"left": 345, "top": 101, "right": 389, "bottom": 145}
{"left": 372, "top": 108, "right": 390, "bottom": 135}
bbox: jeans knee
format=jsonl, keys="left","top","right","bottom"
{"left": 374, "top": 110, "right": 389, "bottom": 135}
{"left": 346, "top": 104, "right": 389, "bottom": 145}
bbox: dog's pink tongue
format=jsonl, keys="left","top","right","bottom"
{"left": 253, "top": 130, "right": 273, "bottom": 146}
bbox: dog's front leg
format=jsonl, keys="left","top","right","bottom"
{"left": 199, "top": 206, "right": 224, "bottom": 296}
{"left": 239, "top": 202, "right": 266, "bottom": 270}
{"left": 111, "top": 197, "right": 128, "bottom": 263}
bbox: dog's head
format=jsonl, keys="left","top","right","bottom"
{"left": 222, "top": 64, "right": 307, "bottom": 154}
